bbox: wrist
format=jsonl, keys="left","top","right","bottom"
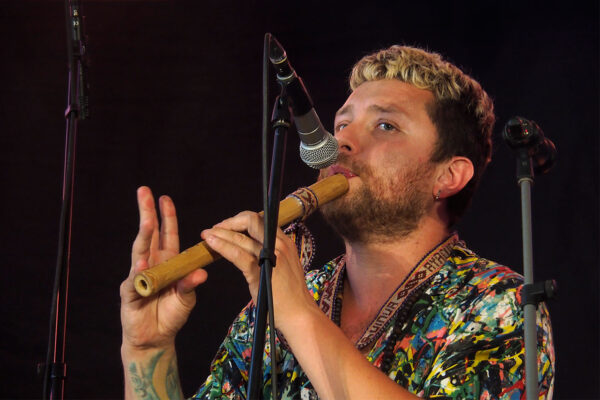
{"left": 121, "top": 340, "right": 175, "bottom": 362}
{"left": 121, "top": 328, "right": 178, "bottom": 353}
{"left": 276, "top": 298, "right": 323, "bottom": 338}
{"left": 122, "top": 344, "right": 183, "bottom": 400}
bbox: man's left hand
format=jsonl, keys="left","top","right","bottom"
{"left": 200, "top": 211, "right": 316, "bottom": 329}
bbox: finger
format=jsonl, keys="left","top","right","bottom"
{"left": 273, "top": 227, "right": 295, "bottom": 256}
{"left": 158, "top": 195, "right": 179, "bottom": 253}
{"left": 213, "top": 211, "right": 265, "bottom": 244}
{"left": 131, "top": 186, "right": 159, "bottom": 272}
{"left": 176, "top": 268, "right": 208, "bottom": 294}
{"left": 121, "top": 258, "right": 150, "bottom": 301}
{"left": 203, "top": 232, "right": 261, "bottom": 304}
{"left": 272, "top": 228, "right": 303, "bottom": 270}
{"left": 203, "top": 230, "right": 261, "bottom": 276}
{"left": 211, "top": 214, "right": 299, "bottom": 270}
{"left": 202, "top": 226, "right": 263, "bottom": 256}
{"left": 127, "top": 251, "right": 152, "bottom": 282}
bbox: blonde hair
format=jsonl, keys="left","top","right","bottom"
{"left": 350, "top": 45, "right": 496, "bottom": 225}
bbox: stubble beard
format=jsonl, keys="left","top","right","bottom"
{"left": 320, "top": 156, "right": 434, "bottom": 244}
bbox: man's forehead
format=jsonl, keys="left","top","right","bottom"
{"left": 335, "top": 80, "right": 434, "bottom": 119}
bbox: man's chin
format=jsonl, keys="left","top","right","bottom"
{"left": 319, "top": 195, "right": 366, "bottom": 243}
{"left": 319, "top": 187, "right": 427, "bottom": 244}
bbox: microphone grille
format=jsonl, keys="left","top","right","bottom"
{"left": 300, "top": 132, "right": 339, "bottom": 169}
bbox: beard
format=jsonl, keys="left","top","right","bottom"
{"left": 320, "top": 155, "right": 435, "bottom": 244}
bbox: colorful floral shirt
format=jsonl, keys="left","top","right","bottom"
{"left": 191, "top": 233, "right": 555, "bottom": 399}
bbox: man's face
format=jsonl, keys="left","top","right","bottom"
{"left": 319, "top": 79, "right": 440, "bottom": 243}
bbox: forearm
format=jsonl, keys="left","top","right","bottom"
{"left": 279, "top": 306, "right": 420, "bottom": 400}
{"left": 122, "top": 344, "right": 185, "bottom": 400}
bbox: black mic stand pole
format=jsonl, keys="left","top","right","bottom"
{"left": 516, "top": 152, "right": 541, "bottom": 399}
{"left": 41, "top": 0, "right": 89, "bottom": 398}
{"left": 504, "top": 117, "right": 556, "bottom": 399}
{"left": 247, "top": 94, "right": 290, "bottom": 399}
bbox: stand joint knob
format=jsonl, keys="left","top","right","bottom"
{"left": 521, "top": 279, "right": 557, "bottom": 307}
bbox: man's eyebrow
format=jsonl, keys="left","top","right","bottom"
{"left": 335, "top": 104, "right": 353, "bottom": 119}
{"left": 367, "top": 104, "right": 405, "bottom": 116}
{"left": 335, "top": 103, "right": 406, "bottom": 119}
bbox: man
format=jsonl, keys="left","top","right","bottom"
{"left": 120, "top": 45, "right": 555, "bottom": 399}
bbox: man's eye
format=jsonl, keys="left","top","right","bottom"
{"left": 377, "top": 122, "right": 396, "bottom": 131}
{"left": 335, "top": 123, "right": 347, "bottom": 132}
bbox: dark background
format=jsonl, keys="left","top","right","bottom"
{"left": 1, "top": 0, "right": 598, "bottom": 398}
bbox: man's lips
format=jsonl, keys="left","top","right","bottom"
{"left": 330, "top": 165, "right": 357, "bottom": 179}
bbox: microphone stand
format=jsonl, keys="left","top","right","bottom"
{"left": 247, "top": 94, "right": 290, "bottom": 399}
{"left": 41, "top": 1, "right": 89, "bottom": 398}
{"left": 504, "top": 118, "right": 556, "bottom": 399}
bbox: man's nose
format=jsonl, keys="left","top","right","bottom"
{"left": 335, "top": 124, "right": 362, "bottom": 156}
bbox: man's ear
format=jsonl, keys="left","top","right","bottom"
{"left": 433, "top": 156, "right": 474, "bottom": 199}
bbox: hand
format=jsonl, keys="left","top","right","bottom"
{"left": 200, "top": 211, "right": 316, "bottom": 329}
{"left": 120, "top": 187, "right": 208, "bottom": 351}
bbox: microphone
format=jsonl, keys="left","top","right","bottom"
{"left": 268, "top": 36, "right": 338, "bottom": 169}
{"left": 502, "top": 116, "right": 557, "bottom": 175}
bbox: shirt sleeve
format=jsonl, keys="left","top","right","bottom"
{"left": 190, "top": 303, "right": 254, "bottom": 400}
{"left": 421, "top": 266, "right": 555, "bottom": 399}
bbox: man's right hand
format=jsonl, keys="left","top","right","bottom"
{"left": 120, "top": 187, "right": 208, "bottom": 351}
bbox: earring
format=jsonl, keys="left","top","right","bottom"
{"left": 434, "top": 189, "right": 442, "bottom": 201}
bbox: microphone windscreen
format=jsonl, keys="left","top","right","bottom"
{"left": 300, "top": 132, "right": 339, "bottom": 169}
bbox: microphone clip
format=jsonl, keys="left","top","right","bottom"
{"left": 503, "top": 116, "right": 557, "bottom": 179}
{"left": 271, "top": 95, "right": 292, "bottom": 130}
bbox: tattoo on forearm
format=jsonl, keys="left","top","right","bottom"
{"left": 166, "top": 356, "right": 181, "bottom": 399}
{"left": 128, "top": 350, "right": 183, "bottom": 400}
{"left": 129, "top": 350, "right": 163, "bottom": 400}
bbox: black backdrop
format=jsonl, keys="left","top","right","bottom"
{"left": 1, "top": 1, "right": 598, "bottom": 398}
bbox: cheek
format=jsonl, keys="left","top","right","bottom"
{"left": 374, "top": 142, "right": 432, "bottom": 178}
{"left": 376, "top": 150, "right": 408, "bottom": 178}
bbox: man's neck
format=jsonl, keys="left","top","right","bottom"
{"left": 342, "top": 215, "right": 450, "bottom": 310}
